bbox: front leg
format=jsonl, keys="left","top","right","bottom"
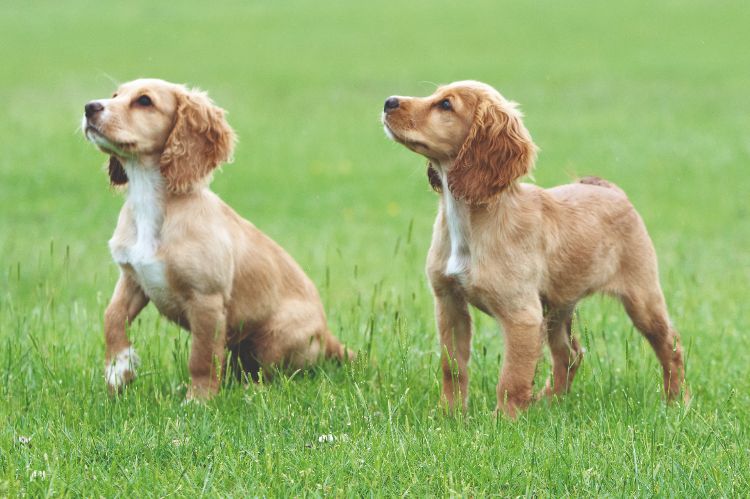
{"left": 185, "top": 293, "right": 227, "bottom": 400}
{"left": 494, "top": 301, "right": 544, "bottom": 419}
{"left": 103, "top": 271, "right": 149, "bottom": 393}
{"left": 433, "top": 283, "right": 472, "bottom": 412}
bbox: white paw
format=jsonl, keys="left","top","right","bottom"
{"left": 105, "top": 346, "right": 140, "bottom": 391}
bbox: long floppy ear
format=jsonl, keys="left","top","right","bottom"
{"left": 160, "top": 89, "right": 236, "bottom": 194}
{"left": 427, "top": 162, "right": 443, "bottom": 193}
{"left": 108, "top": 156, "right": 128, "bottom": 186}
{"left": 448, "top": 97, "right": 537, "bottom": 204}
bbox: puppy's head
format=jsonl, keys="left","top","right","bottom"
{"left": 382, "top": 81, "right": 537, "bottom": 204}
{"left": 83, "top": 78, "right": 235, "bottom": 193}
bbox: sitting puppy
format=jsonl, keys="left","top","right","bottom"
{"left": 83, "top": 78, "right": 350, "bottom": 399}
{"left": 382, "top": 80, "right": 686, "bottom": 417}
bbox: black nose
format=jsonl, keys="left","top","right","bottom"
{"left": 384, "top": 97, "right": 400, "bottom": 112}
{"left": 84, "top": 101, "right": 104, "bottom": 118}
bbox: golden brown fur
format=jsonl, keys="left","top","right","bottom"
{"left": 383, "top": 80, "right": 686, "bottom": 418}
{"left": 83, "top": 78, "right": 350, "bottom": 400}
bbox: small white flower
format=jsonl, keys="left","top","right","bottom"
{"left": 30, "top": 470, "right": 47, "bottom": 481}
{"left": 172, "top": 437, "right": 189, "bottom": 447}
{"left": 18, "top": 436, "right": 31, "bottom": 446}
{"left": 317, "top": 433, "right": 349, "bottom": 444}
{"left": 318, "top": 434, "right": 335, "bottom": 443}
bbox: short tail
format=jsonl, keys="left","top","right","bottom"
{"left": 577, "top": 176, "right": 626, "bottom": 194}
{"left": 324, "top": 333, "right": 357, "bottom": 362}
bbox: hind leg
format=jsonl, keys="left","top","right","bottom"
{"left": 257, "top": 300, "right": 351, "bottom": 371}
{"left": 541, "top": 306, "right": 584, "bottom": 398}
{"left": 620, "top": 290, "right": 685, "bottom": 401}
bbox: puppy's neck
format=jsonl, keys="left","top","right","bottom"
{"left": 435, "top": 162, "right": 471, "bottom": 277}
{"left": 123, "top": 159, "right": 166, "bottom": 260}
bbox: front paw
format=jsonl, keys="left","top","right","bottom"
{"left": 495, "top": 390, "right": 532, "bottom": 420}
{"left": 494, "top": 400, "right": 526, "bottom": 420}
{"left": 105, "top": 346, "right": 140, "bottom": 393}
{"left": 185, "top": 383, "right": 218, "bottom": 402}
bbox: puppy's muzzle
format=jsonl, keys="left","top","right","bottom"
{"left": 383, "top": 97, "right": 400, "bottom": 112}
{"left": 85, "top": 101, "right": 104, "bottom": 119}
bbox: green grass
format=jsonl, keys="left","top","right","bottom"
{"left": 1, "top": 0, "right": 749, "bottom": 495}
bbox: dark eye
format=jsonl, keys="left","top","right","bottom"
{"left": 135, "top": 95, "right": 152, "bottom": 107}
{"left": 439, "top": 98, "right": 452, "bottom": 111}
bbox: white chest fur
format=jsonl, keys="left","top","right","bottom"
{"left": 109, "top": 164, "right": 169, "bottom": 302}
{"left": 440, "top": 173, "right": 471, "bottom": 277}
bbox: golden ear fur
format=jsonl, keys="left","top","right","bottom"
{"left": 448, "top": 96, "right": 537, "bottom": 204}
{"left": 159, "top": 89, "right": 236, "bottom": 194}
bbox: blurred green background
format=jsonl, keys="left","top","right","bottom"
{"left": 1, "top": 0, "right": 748, "bottom": 495}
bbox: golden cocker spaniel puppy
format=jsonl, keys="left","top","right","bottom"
{"left": 382, "top": 80, "right": 686, "bottom": 417}
{"left": 83, "top": 78, "right": 350, "bottom": 400}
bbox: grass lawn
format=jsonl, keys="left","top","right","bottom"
{"left": 1, "top": 0, "right": 749, "bottom": 495}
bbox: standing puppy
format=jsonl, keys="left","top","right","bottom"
{"left": 83, "top": 78, "right": 350, "bottom": 400}
{"left": 382, "top": 80, "right": 685, "bottom": 418}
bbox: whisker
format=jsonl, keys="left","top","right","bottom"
{"left": 419, "top": 80, "right": 440, "bottom": 90}
{"left": 99, "top": 71, "right": 121, "bottom": 87}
